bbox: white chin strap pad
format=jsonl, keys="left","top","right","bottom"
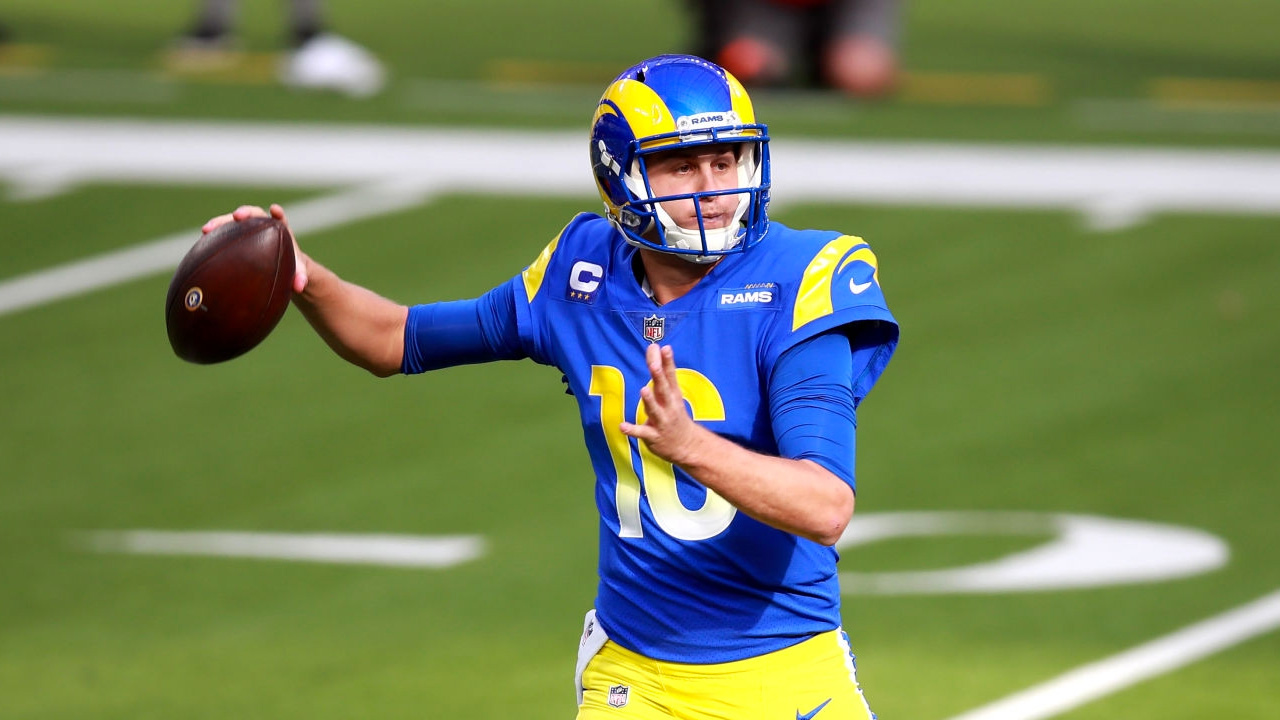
{"left": 654, "top": 195, "right": 749, "bottom": 261}
{"left": 624, "top": 151, "right": 758, "bottom": 263}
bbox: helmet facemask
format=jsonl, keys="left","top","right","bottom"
{"left": 622, "top": 139, "right": 765, "bottom": 264}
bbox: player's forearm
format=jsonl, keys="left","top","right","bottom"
{"left": 674, "top": 425, "right": 855, "bottom": 546}
{"left": 292, "top": 259, "right": 407, "bottom": 377}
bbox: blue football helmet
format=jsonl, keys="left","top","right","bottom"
{"left": 590, "top": 55, "right": 771, "bottom": 262}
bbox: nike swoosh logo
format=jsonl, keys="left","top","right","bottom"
{"left": 849, "top": 278, "right": 873, "bottom": 294}
{"left": 797, "top": 698, "right": 832, "bottom": 720}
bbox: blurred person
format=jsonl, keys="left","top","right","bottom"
{"left": 176, "top": 0, "right": 384, "bottom": 97}
{"left": 203, "top": 54, "right": 898, "bottom": 719}
{"left": 691, "top": 0, "right": 901, "bottom": 97}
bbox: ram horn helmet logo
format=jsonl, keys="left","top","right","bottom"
{"left": 643, "top": 315, "right": 665, "bottom": 343}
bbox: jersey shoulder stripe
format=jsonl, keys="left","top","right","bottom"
{"left": 792, "top": 235, "right": 882, "bottom": 331}
{"left": 746, "top": 225, "right": 897, "bottom": 387}
{"left": 521, "top": 231, "right": 560, "bottom": 303}
{"left": 520, "top": 213, "right": 610, "bottom": 304}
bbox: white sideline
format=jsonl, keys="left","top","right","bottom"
{"left": 945, "top": 588, "right": 1280, "bottom": 720}
{"left": 4, "top": 116, "right": 1280, "bottom": 319}
{"left": 80, "top": 530, "right": 485, "bottom": 568}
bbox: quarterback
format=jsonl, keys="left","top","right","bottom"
{"left": 204, "top": 54, "right": 898, "bottom": 719}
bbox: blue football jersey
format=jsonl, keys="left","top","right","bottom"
{"left": 507, "top": 213, "right": 897, "bottom": 663}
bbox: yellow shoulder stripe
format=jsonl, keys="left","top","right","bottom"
{"left": 521, "top": 230, "right": 562, "bottom": 303}
{"left": 792, "top": 236, "right": 879, "bottom": 331}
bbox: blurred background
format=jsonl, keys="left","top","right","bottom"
{"left": 1, "top": 1, "right": 1278, "bottom": 718}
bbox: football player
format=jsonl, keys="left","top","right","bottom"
{"left": 205, "top": 54, "right": 898, "bottom": 719}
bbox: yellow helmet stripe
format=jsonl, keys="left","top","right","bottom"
{"left": 601, "top": 79, "right": 678, "bottom": 149}
{"left": 724, "top": 71, "right": 757, "bottom": 125}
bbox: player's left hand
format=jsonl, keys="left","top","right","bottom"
{"left": 620, "top": 344, "right": 703, "bottom": 465}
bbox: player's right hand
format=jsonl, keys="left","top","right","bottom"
{"left": 202, "top": 204, "right": 309, "bottom": 294}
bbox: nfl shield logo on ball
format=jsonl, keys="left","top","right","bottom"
{"left": 608, "top": 685, "right": 630, "bottom": 708}
{"left": 184, "top": 287, "right": 203, "bottom": 311}
{"left": 643, "top": 315, "right": 665, "bottom": 343}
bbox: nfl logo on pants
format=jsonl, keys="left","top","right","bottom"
{"left": 608, "top": 684, "right": 630, "bottom": 708}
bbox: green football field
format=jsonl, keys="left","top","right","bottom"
{"left": 2, "top": 1, "right": 1279, "bottom": 718}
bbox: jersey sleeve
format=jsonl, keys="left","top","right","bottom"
{"left": 400, "top": 278, "right": 526, "bottom": 374}
{"left": 767, "top": 234, "right": 899, "bottom": 406}
{"left": 402, "top": 213, "right": 600, "bottom": 373}
{"left": 769, "top": 331, "right": 858, "bottom": 490}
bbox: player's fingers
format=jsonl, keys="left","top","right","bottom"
{"left": 201, "top": 213, "right": 235, "bottom": 234}
{"left": 654, "top": 345, "right": 684, "bottom": 406}
{"left": 231, "top": 205, "right": 268, "bottom": 221}
{"left": 618, "top": 420, "right": 655, "bottom": 441}
{"left": 269, "top": 203, "right": 290, "bottom": 224}
{"left": 646, "top": 344, "right": 671, "bottom": 398}
{"left": 291, "top": 237, "right": 309, "bottom": 293}
{"left": 634, "top": 385, "right": 668, "bottom": 428}
{"left": 660, "top": 346, "right": 680, "bottom": 386}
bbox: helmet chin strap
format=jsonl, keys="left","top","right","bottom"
{"left": 654, "top": 194, "right": 751, "bottom": 263}
{"left": 622, "top": 145, "right": 761, "bottom": 262}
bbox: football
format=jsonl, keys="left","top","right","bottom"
{"left": 165, "top": 216, "right": 295, "bottom": 364}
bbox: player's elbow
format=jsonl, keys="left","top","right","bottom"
{"left": 368, "top": 363, "right": 400, "bottom": 379}
{"left": 367, "top": 349, "right": 404, "bottom": 378}
{"left": 812, "top": 514, "right": 850, "bottom": 547}
{"left": 795, "top": 462, "right": 854, "bottom": 546}
{"left": 335, "top": 345, "right": 401, "bottom": 377}
{"left": 812, "top": 485, "right": 854, "bottom": 546}
{"left": 364, "top": 325, "right": 407, "bottom": 377}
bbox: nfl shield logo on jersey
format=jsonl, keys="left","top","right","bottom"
{"left": 608, "top": 684, "right": 630, "bottom": 708}
{"left": 643, "top": 315, "right": 665, "bottom": 343}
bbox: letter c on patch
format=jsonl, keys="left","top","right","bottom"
{"left": 570, "top": 261, "right": 604, "bottom": 293}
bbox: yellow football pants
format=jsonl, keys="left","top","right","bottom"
{"left": 577, "top": 629, "right": 876, "bottom": 720}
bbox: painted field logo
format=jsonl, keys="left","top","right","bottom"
{"left": 718, "top": 284, "right": 777, "bottom": 308}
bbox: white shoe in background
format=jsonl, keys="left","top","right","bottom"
{"left": 279, "top": 33, "right": 385, "bottom": 98}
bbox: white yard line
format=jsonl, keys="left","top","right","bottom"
{"left": 945, "top": 588, "right": 1280, "bottom": 720}
{"left": 3, "top": 116, "right": 1280, "bottom": 318}
{"left": 0, "top": 226, "right": 198, "bottom": 317}
{"left": 0, "top": 179, "right": 437, "bottom": 317}
{"left": 80, "top": 530, "right": 485, "bottom": 568}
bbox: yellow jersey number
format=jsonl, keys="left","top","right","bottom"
{"left": 588, "top": 365, "right": 737, "bottom": 541}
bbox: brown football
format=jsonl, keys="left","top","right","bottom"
{"left": 165, "top": 216, "right": 295, "bottom": 364}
